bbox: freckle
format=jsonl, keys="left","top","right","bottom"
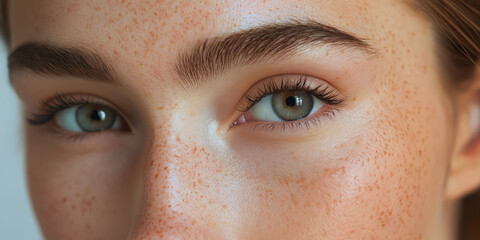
{"left": 290, "top": 193, "right": 299, "bottom": 206}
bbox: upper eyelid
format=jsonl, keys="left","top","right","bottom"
{"left": 237, "top": 74, "right": 345, "bottom": 112}
{"left": 41, "top": 95, "right": 96, "bottom": 112}
{"left": 26, "top": 96, "right": 92, "bottom": 125}
{"left": 27, "top": 95, "right": 99, "bottom": 124}
{"left": 27, "top": 94, "right": 124, "bottom": 126}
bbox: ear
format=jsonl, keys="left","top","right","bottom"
{"left": 446, "top": 68, "right": 480, "bottom": 200}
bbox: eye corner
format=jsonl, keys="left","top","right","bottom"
{"left": 26, "top": 113, "right": 54, "bottom": 126}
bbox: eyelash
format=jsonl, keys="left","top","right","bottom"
{"left": 239, "top": 75, "right": 344, "bottom": 112}
{"left": 236, "top": 75, "right": 345, "bottom": 131}
{"left": 27, "top": 94, "right": 99, "bottom": 125}
{"left": 28, "top": 76, "right": 343, "bottom": 134}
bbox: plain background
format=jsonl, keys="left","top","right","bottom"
{"left": 0, "top": 42, "right": 42, "bottom": 238}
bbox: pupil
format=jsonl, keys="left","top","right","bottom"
{"left": 90, "top": 109, "right": 106, "bottom": 122}
{"left": 285, "top": 96, "right": 299, "bottom": 107}
{"left": 272, "top": 91, "right": 313, "bottom": 121}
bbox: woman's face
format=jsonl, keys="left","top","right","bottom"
{"left": 9, "top": 0, "right": 455, "bottom": 239}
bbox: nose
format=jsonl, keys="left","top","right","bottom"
{"left": 128, "top": 128, "right": 228, "bottom": 240}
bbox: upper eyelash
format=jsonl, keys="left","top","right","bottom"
{"left": 29, "top": 77, "right": 342, "bottom": 128}
{"left": 27, "top": 94, "right": 97, "bottom": 125}
{"left": 238, "top": 75, "right": 345, "bottom": 112}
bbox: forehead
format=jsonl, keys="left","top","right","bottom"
{"left": 9, "top": 0, "right": 412, "bottom": 47}
{"left": 8, "top": 0, "right": 424, "bottom": 92}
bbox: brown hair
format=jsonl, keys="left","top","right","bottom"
{"left": 0, "top": 0, "right": 479, "bottom": 238}
{"left": 0, "top": 0, "right": 7, "bottom": 47}
{"left": 413, "top": 0, "right": 480, "bottom": 89}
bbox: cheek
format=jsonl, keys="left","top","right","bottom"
{"left": 25, "top": 89, "right": 450, "bottom": 240}
{"left": 26, "top": 128, "right": 142, "bottom": 239}
{"left": 232, "top": 99, "right": 450, "bottom": 239}
{"left": 279, "top": 126, "right": 447, "bottom": 239}
{"left": 342, "top": 88, "right": 451, "bottom": 238}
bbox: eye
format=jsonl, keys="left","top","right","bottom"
{"left": 55, "top": 104, "right": 122, "bottom": 132}
{"left": 249, "top": 90, "right": 325, "bottom": 122}
{"left": 231, "top": 75, "right": 345, "bottom": 130}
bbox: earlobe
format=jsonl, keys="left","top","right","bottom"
{"left": 446, "top": 159, "right": 480, "bottom": 200}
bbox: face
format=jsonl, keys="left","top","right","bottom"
{"left": 9, "top": 0, "right": 455, "bottom": 239}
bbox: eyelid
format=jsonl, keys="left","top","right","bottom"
{"left": 27, "top": 94, "right": 98, "bottom": 125}
{"left": 236, "top": 74, "right": 345, "bottom": 113}
{"left": 229, "top": 74, "right": 346, "bottom": 134}
{"left": 27, "top": 94, "right": 130, "bottom": 133}
{"left": 229, "top": 107, "right": 341, "bottom": 137}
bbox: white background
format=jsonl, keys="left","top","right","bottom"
{"left": 0, "top": 43, "right": 42, "bottom": 238}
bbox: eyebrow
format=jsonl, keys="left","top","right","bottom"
{"left": 175, "top": 19, "right": 377, "bottom": 88}
{"left": 8, "top": 19, "right": 376, "bottom": 88}
{"left": 8, "top": 43, "right": 116, "bottom": 83}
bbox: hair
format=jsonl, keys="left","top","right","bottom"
{"left": 413, "top": 0, "right": 480, "bottom": 90}
{"left": 0, "top": 0, "right": 479, "bottom": 238}
{"left": 0, "top": 0, "right": 7, "bottom": 47}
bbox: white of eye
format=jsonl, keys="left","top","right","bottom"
{"left": 55, "top": 105, "right": 122, "bottom": 132}
{"left": 249, "top": 93, "right": 325, "bottom": 122}
{"left": 55, "top": 106, "right": 83, "bottom": 132}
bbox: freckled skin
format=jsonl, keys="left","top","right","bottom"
{"left": 9, "top": 0, "right": 459, "bottom": 239}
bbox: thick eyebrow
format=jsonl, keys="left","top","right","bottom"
{"left": 8, "top": 42, "right": 116, "bottom": 83}
{"left": 175, "top": 19, "right": 377, "bottom": 88}
{"left": 7, "top": 20, "right": 375, "bottom": 88}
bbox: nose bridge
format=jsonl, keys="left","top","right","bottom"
{"left": 130, "top": 125, "right": 188, "bottom": 237}
{"left": 129, "top": 124, "right": 223, "bottom": 239}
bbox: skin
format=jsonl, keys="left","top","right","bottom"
{"left": 8, "top": 0, "right": 479, "bottom": 239}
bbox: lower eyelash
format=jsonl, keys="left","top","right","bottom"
{"left": 251, "top": 107, "right": 340, "bottom": 132}
{"left": 46, "top": 127, "right": 88, "bottom": 142}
